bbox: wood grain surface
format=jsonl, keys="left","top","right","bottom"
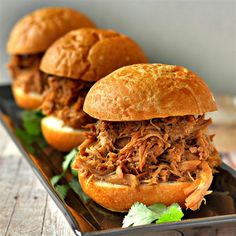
{"left": 0, "top": 124, "right": 74, "bottom": 236}
{"left": 0, "top": 95, "right": 236, "bottom": 236}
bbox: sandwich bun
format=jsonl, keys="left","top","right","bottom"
{"left": 12, "top": 85, "right": 43, "bottom": 110}
{"left": 84, "top": 64, "right": 217, "bottom": 121}
{"left": 41, "top": 116, "right": 87, "bottom": 152}
{"left": 77, "top": 160, "right": 213, "bottom": 212}
{"left": 7, "top": 7, "right": 96, "bottom": 54}
{"left": 78, "top": 172, "right": 195, "bottom": 212}
{"left": 77, "top": 64, "right": 217, "bottom": 212}
{"left": 40, "top": 28, "right": 148, "bottom": 81}
{"left": 40, "top": 29, "right": 147, "bottom": 151}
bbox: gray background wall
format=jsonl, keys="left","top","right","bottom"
{"left": 0, "top": 0, "right": 235, "bottom": 94}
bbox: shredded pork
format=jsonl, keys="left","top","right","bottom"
{"left": 41, "top": 76, "right": 95, "bottom": 129}
{"left": 8, "top": 54, "right": 45, "bottom": 94}
{"left": 74, "top": 115, "right": 221, "bottom": 209}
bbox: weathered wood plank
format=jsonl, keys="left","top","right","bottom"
{"left": 0, "top": 125, "right": 74, "bottom": 236}
{"left": 42, "top": 196, "right": 75, "bottom": 236}
{"left": 5, "top": 162, "right": 48, "bottom": 236}
{"left": 0, "top": 124, "right": 9, "bottom": 150}
{"left": 0, "top": 126, "right": 47, "bottom": 236}
{"left": 210, "top": 126, "right": 236, "bottom": 152}
{"left": 0, "top": 131, "right": 23, "bottom": 236}
{"left": 209, "top": 95, "right": 236, "bottom": 152}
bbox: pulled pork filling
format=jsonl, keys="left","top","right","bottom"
{"left": 8, "top": 54, "right": 45, "bottom": 94}
{"left": 41, "top": 76, "right": 95, "bottom": 129}
{"left": 76, "top": 115, "right": 221, "bottom": 186}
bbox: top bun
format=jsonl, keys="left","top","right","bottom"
{"left": 7, "top": 7, "right": 96, "bottom": 54}
{"left": 40, "top": 28, "right": 148, "bottom": 81}
{"left": 84, "top": 64, "right": 217, "bottom": 121}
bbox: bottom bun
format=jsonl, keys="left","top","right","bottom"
{"left": 78, "top": 172, "right": 194, "bottom": 212}
{"left": 12, "top": 85, "right": 43, "bottom": 110}
{"left": 41, "top": 116, "right": 87, "bottom": 152}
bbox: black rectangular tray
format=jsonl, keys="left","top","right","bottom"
{"left": 1, "top": 84, "right": 236, "bottom": 236}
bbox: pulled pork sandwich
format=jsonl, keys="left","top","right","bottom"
{"left": 40, "top": 28, "right": 148, "bottom": 151}
{"left": 7, "top": 7, "right": 96, "bottom": 109}
{"left": 73, "top": 64, "right": 221, "bottom": 212}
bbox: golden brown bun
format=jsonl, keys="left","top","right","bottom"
{"left": 41, "top": 116, "right": 87, "bottom": 152}
{"left": 7, "top": 7, "right": 96, "bottom": 54}
{"left": 40, "top": 28, "right": 148, "bottom": 81}
{"left": 84, "top": 64, "right": 217, "bottom": 121}
{"left": 78, "top": 172, "right": 193, "bottom": 212}
{"left": 12, "top": 85, "right": 43, "bottom": 110}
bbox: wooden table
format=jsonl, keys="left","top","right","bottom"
{"left": 0, "top": 124, "right": 75, "bottom": 236}
{"left": 0, "top": 95, "right": 236, "bottom": 236}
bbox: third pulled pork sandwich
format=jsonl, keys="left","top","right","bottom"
{"left": 73, "top": 64, "right": 221, "bottom": 212}
{"left": 7, "top": 7, "right": 95, "bottom": 109}
{"left": 40, "top": 28, "right": 148, "bottom": 151}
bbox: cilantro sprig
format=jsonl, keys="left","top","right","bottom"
{"left": 122, "top": 202, "right": 184, "bottom": 227}
{"left": 51, "top": 148, "right": 89, "bottom": 202}
{"left": 22, "top": 110, "right": 44, "bottom": 136}
{"left": 15, "top": 110, "right": 47, "bottom": 154}
{"left": 50, "top": 148, "right": 79, "bottom": 199}
{"left": 16, "top": 110, "right": 88, "bottom": 201}
{"left": 156, "top": 203, "right": 184, "bottom": 224}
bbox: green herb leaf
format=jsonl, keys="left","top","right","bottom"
{"left": 122, "top": 202, "right": 159, "bottom": 227}
{"left": 55, "top": 184, "right": 70, "bottom": 200}
{"left": 15, "top": 110, "right": 47, "bottom": 155}
{"left": 62, "top": 148, "right": 79, "bottom": 172}
{"left": 156, "top": 203, "right": 184, "bottom": 224}
{"left": 51, "top": 174, "right": 63, "bottom": 187}
{"left": 22, "top": 110, "right": 44, "bottom": 136}
{"left": 148, "top": 203, "right": 167, "bottom": 217}
{"left": 70, "top": 152, "right": 78, "bottom": 177}
{"left": 71, "top": 168, "right": 78, "bottom": 177}
{"left": 15, "top": 128, "right": 37, "bottom": 154}
{"left": 37, "top": 136, "right": 48, "bottom": 149}
{"left": 122, "top": 202, "right": 184, "bottom": 228}
{"left": 51, "top": 149, "right": 79, "bottom": 200}
{"left": 68, "top": 178, "right": 90, "bottom": 203}
{"left": 15, "top": 128, "right": 33, "bottom": 145}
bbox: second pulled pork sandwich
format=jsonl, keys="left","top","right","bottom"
{"left": 73, "top": 64, "right": 221, "bottom": 212}
{"left": 40, "top": 28, "right": 148, "bottom": 151}
{"left": 7, "top": 7, "right": 96, "bottom": 109}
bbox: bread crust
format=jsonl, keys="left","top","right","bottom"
{"left": 12, "top": 85, "right": 43, "bottom": 110}
{"left": 40, "top": 28, "right": 148, "bottom": 81}
{"left": 7, "top": 7, "right": 96, "bottom": 54}
{"left": 84, "top": 64, "right": 217, "bottom": 120}
{"left": 78, "top": 172, "right": 193, "bottom": 212}
{"left": 41, "top": 116, "right": 87, "bottom": 152}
